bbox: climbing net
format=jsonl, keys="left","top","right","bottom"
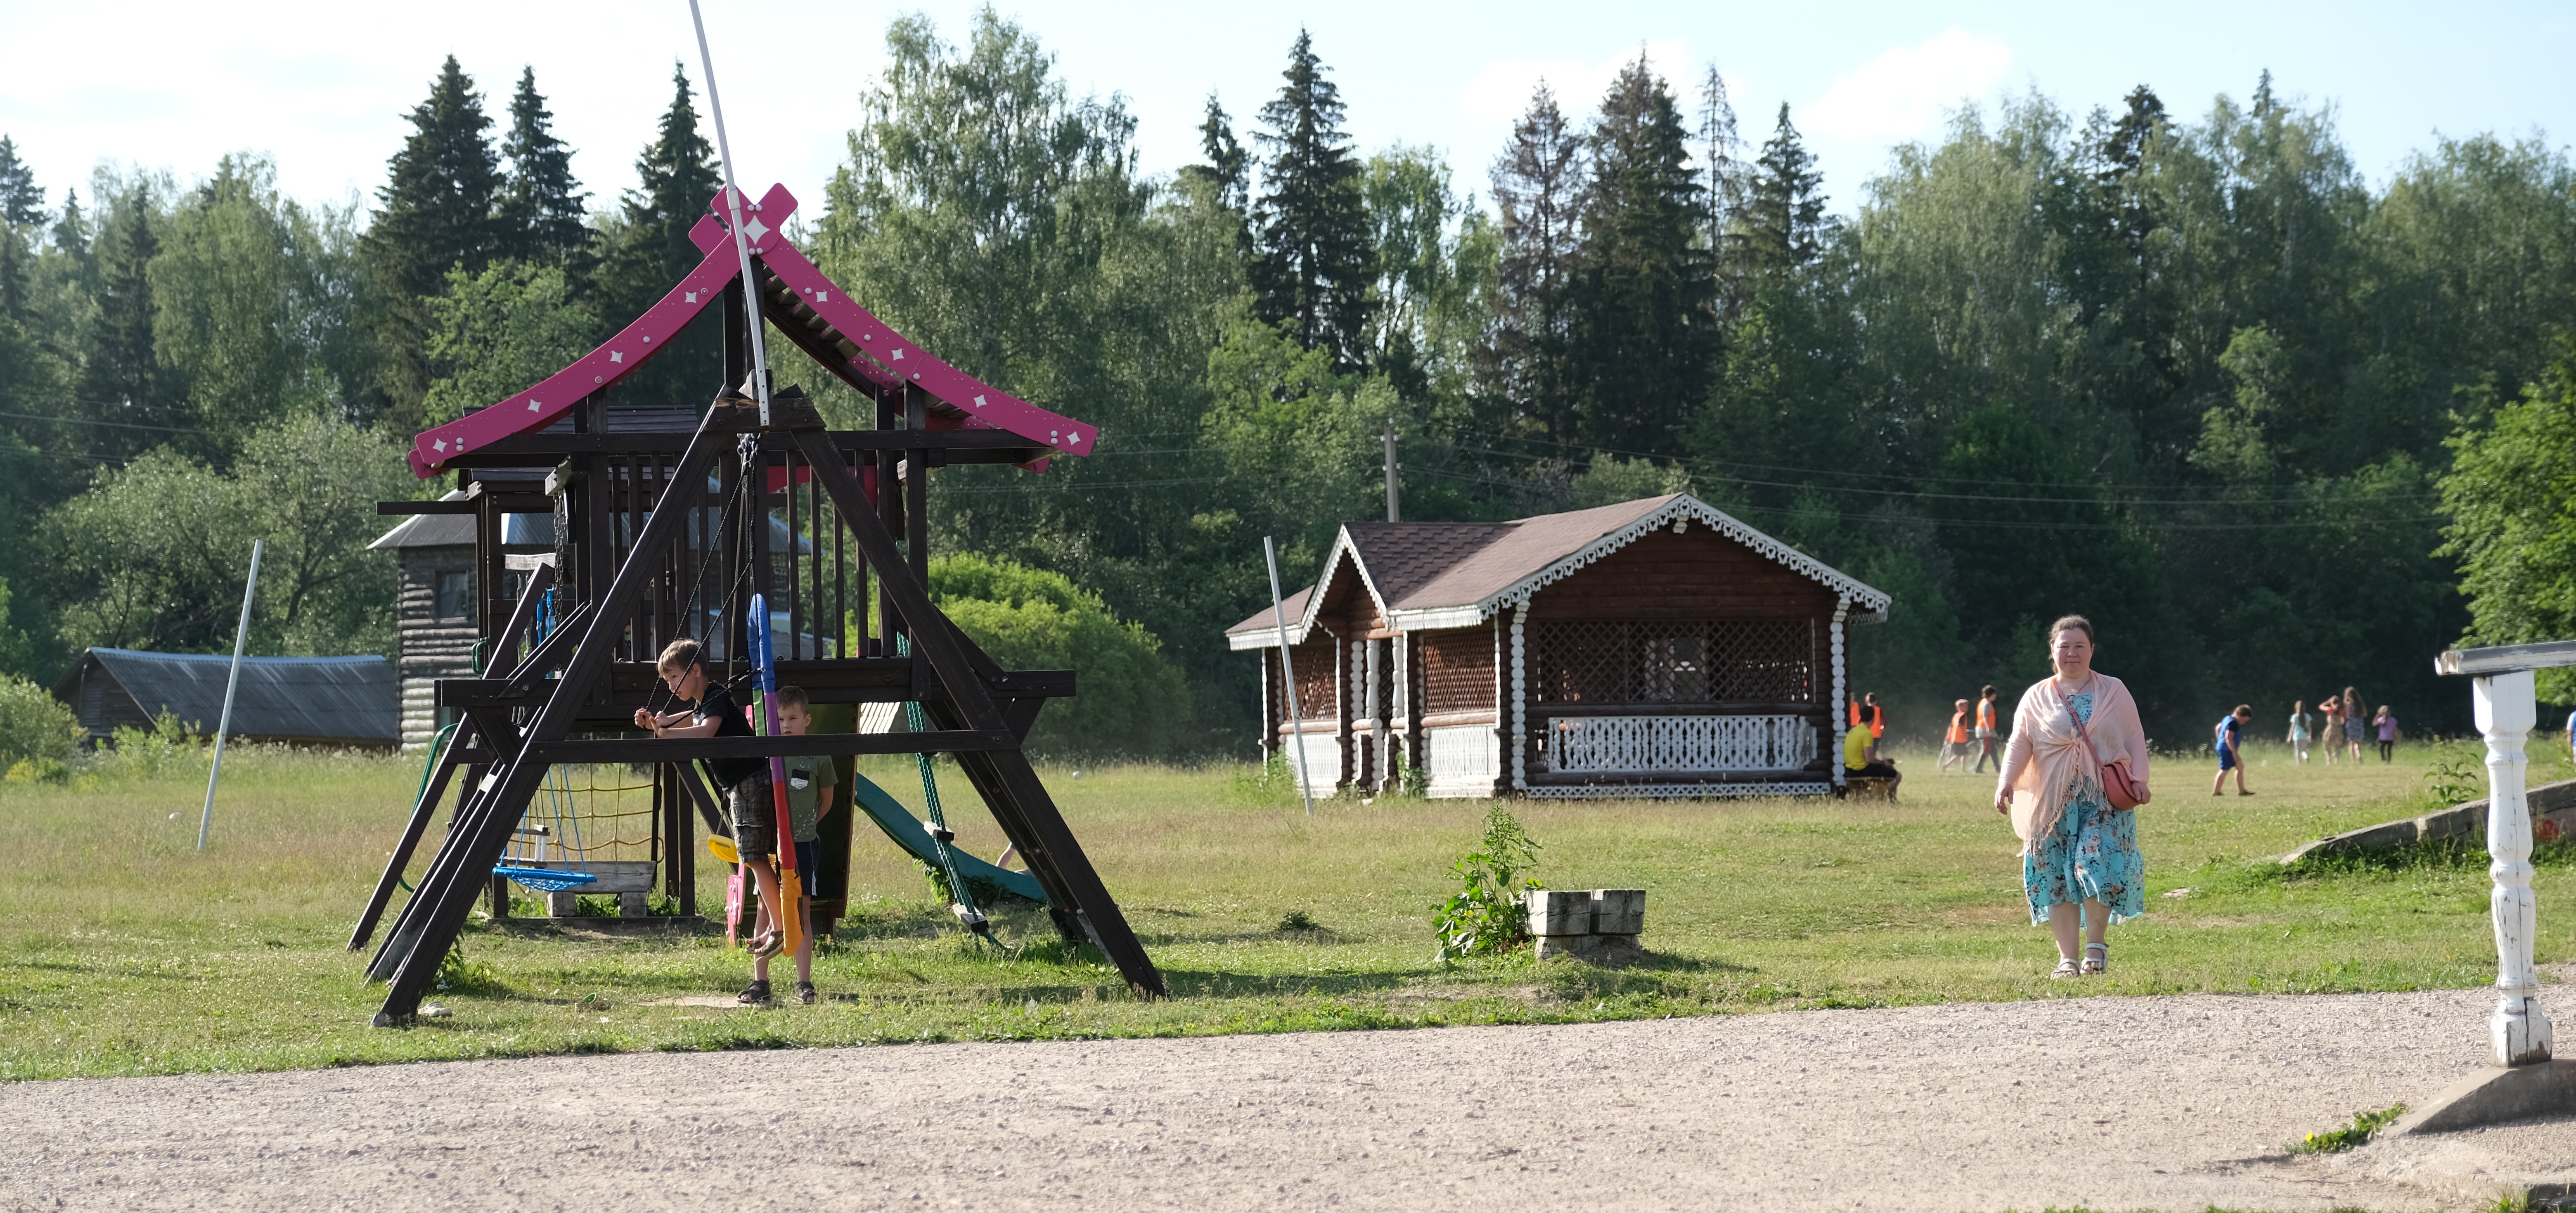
{"left": 500, "top": 763, "right": 660, "bottom": 884}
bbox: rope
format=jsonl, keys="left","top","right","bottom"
{"left": 897, "top": 632, "right": 991, "bottom": 944}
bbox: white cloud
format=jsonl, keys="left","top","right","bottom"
{"left": 1802, "top": 29, "right": 2011, "bottom": 145}
{"left": 1458, "top": 40, "right": 1697, "bottom": 127}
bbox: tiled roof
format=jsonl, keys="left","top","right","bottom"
{"left": 1226, "top": 493, "right": 1889, "bottom": 646}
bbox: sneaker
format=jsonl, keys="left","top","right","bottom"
{"left": 737, "top": 979, "right": 772, "bottom": 1005}
{"left": 794, "top": 981, "right": 817, "bottom": 1006}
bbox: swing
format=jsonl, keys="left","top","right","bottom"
{"left": 490, "top": 589, "right": 601, "bottom": 894}
{"left": 492, "top": 763, "right": 599, "bottom": 891}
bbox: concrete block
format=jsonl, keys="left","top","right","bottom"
{"left": 1592, "top": 888, "right": 1646, "bottom": 936}
{"left": 1534, "top": 933, "right": 1642, "bottom": 963}
{"left": 2389, "top": 1060, "right": 2576, "bottom": 1136}
{"left": 1526, "top": 889, "right": 1595, "bottom": 937}
{"left": 618, "top": 891, "right": 649, "bottom": 918}
{"left": 546, "top": 889, "right": 580, "bottom": 917}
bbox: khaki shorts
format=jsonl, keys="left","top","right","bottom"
{"left": 726, "top": 774, "right": 777, "bottom": 860}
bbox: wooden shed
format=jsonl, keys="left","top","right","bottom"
{"left": 369, "top": 490, "right": 555, "bottom": 750}
{"left": 1225, "top": 493, "right": 1890, "bottom": 798}
{"left": 53, "top": 648, "right": 398, "bottom": 750}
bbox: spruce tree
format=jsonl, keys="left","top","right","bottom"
{"left": 366, "top": 57, "right": 504, "bottom": 417}
{"left": 1695, "top": 66, "right": 1749, "bottom": 315}
{"left": 498, "top": 66, "right": 591, "bottom": 279}
{"left": 0, "top": 137, "right": 40, "bottom": 225}
{"left": 1248, "top": 30, "right": 1374, "bottom": 371}
{"left": 1484, "top": 83, "right": 1586, "bottom": 443}
{"left": 600, "top": 63, "right": 723, "bottom": 402}
{"left": 1740, "top": 103, "right": 1827, "bottom": 278}
{"left": 1563, "top": 56, "right": 1712, "bottom": 454}
{"left": 84, "top": 187, "right": 173, "bottom": 437}
{"left": 52, "top": 187, "right": 88, "bottom": 264}
{"left": 368, "top": 57, "right": 504, "bottom": 306}
{"left": 1179, "top": 95, "right": 1251, "bottom": 255}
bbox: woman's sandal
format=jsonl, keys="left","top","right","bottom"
{"left": 794, "top": 981, "right": 818, "bottom": 1006}
{"left": 2051, "top": 957, "right": 2081, "bottom": 979}
{"left": 737, "top": 979, "right": 772, "bottom": 1005}
{"left": 2083, "top": 942, "right": 2109, "bottom": 975}
{"left": 750, "top": 929, "right": 784, "bottom": 960}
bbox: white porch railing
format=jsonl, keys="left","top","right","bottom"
{"left": 1543, "top": 713, "right": 1816, "bottom": 775}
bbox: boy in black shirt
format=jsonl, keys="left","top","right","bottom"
{"left": 634, "top": 639, "right": 786, "bottom": 963}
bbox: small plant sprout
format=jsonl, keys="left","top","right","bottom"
{"left": 2289, "top": 1102, "right": 2406, "bottom": 1154}
{"left": 1276, "top": 909, "right": 1318, "bottom": 932}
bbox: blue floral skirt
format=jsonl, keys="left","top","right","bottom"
{"left": 2024, "top": 790, "right": 2145, "bottom": 925}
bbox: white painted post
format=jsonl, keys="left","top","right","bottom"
{"left": 2474, "top": 670, "right": 2554, "bottom": 1065}
{"left": 198, "top": 539, "right": 262, "bottom": 852}
{"left": 1509, "top": 603, "right": 1528, "bottom": 793}
{"left": 1262, "top": 537, "right": 1314, "bottom": 815}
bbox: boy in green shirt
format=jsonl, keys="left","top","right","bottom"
{"left": 745, "top": 684, "right": 838, "bottom": 1005}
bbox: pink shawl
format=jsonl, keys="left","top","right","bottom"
{"left": 1995, "top": 672, "right": 2149, "bottom": 851}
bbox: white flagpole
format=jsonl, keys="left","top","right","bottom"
{"left": 199, "top": 539, "right": 261, "bottom": 852}
{"left": 1264, "top": 537, "right": 1315, "bottom": 815}
{"left": 687, "top": 0, "right": 775, "bottom": 426}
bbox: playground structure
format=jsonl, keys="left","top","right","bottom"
{"left": 1227, "top": 494, "right": 1890, "bottom": 799}
{"left": 347, "top": 182, "right": 1164, "bottom": 1024}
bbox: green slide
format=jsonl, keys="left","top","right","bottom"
{"left": 847, "top": 772, "right": 1049, "bottom": 905}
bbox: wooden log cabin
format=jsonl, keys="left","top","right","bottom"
{"left": 1225, "top": 493, "right": 1890, "bottom": 798}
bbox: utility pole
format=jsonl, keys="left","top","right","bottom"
{"left": 1382, "top": 422, "right": 1401, "bottom": 522}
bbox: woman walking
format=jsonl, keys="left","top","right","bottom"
{"left": 2287, "top": 700, "right": 2312, "bottom": 765}
{"left": 1994, "top": 616, "right": 2151, "bottom": 979}
{"left": 2343, "top": 686, "right": 2367, "bottom": 763}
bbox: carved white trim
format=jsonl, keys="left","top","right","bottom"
{"left": 1425, "top": 724, "right": 1499, "bottom": 798}
{"left": 1289, "top": 732, "right": 1341, "bottom": 798}
{"left": 1383, "top": 493, "right": 1892, "bottom": 629}
{"left": 1524, "top": 782, "right": 1833, "bottom": 800}
{"left": 1542, "top": 714, "right": 1818, "bottom": 774}
{"left": 1510, "top": 603, "right": 1529, "bottom": 792}
{"left": 1830, "top": 598, "right": 1849, "bottom": 789}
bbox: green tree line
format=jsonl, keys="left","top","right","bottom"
{"left": 5, "top": 15, "right": 2572, "bottom": 755}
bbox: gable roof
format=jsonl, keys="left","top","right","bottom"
{"left": 55, "top": 649, "right": 397, "bottom": 744}
{"left": 1226, "top": 493, "right": 1889, "bottom": 648}
{"left": 405, "top": 183, "right": 1099, "bottom": 479}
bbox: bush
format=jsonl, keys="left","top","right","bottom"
{"left": 0, "top": 674, "right": 76, "bottom": 771}
{"left": 1431, "top": 806, "right": 1545, "bottom": 962}
{"left": 907, "top": 554, "right": 1191, "bottom": 759}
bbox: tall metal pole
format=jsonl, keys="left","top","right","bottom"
{"left": 1264, "top": 537, "right": 1315, "bottom": 815}
{"left": 199, "top": 539, "right": 261, "bottom": 852}
{"left": 687, "top": 0, "right": 774, "bottom": 426}
{"left": 1382, "top": 423, "right": 1400, "bottom": 523}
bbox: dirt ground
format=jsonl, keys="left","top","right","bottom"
{"left": 3, "top": 987, "right": 2571, "bottom": 1212}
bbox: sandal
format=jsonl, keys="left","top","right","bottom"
{"left": 737, "top": 979, "right": 772, "bottom": 1005}
{"left": 2083, "top": 942, "right": 2109, "bottom": 975}
{"left": 750, "top": 929, "right": 784, "bottom": 959}
{"left": 794, "top": 981, "right": 817, "bottom": 1006}
{"left": 2051, "top": 957, "right": 2081, "bottom": 979}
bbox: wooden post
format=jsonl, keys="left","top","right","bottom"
{"left": 2474, "top": 670, "right": 2553, "bottom": 1065}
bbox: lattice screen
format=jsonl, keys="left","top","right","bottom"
{"left": 1530, "top": 619, "right": 1816, "bottom": 704}
{"left": 1418, "top": 627, "right": 1496, "bottom": 716}
{"left": 1270, "top": 637, "right": 1342, "bottom": 725}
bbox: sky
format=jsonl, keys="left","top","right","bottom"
{"left": 2, "top": 0, "right": 2572, "bottom": 223}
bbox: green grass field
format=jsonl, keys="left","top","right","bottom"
{"left": 2, "top": 737, "right": 2569, "bottom": 1081}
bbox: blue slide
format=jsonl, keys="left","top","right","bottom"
{"left": 845, "top": 772, "right": 1049, "bottom": 905}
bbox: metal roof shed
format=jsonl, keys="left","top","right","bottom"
{"left": 53, "top": 648, "right": 399, "bottom": 750}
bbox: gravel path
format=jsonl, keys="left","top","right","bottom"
{"left": 4, "top": 988, "right": 2571, "bottom": 1212}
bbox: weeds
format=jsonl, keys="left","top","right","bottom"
{"left": 1431, "top": 806, "right": 1544, "bottom": 962}
{"left": 2422, "top": 741, "right": 2486, "bottom": 810}
{"left": 1276, "top": 909, "right": 1319, "bottom": 932}
{"left": 2288, "top": 1102, "right": 2406, "bottom": 1154}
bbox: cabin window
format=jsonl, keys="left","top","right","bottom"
{"left": 434, "top": 571, "right": 475, "bottom": 623}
